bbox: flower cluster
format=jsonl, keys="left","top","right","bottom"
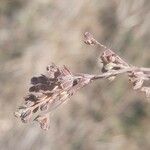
{"left": 100, "top": 49, "right": 150, "bottom": 95}
{"left": 84, "top": 32, "right": 150, "bottom": 97}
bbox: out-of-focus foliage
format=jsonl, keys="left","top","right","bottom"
{"left": 0, "top": 0, "right": 150, "bottom": 150}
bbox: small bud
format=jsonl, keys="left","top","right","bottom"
{"left": 84, "top": 32, "right": 96, "bottom": 45}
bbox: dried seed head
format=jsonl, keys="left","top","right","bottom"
{"left": 15, "top": 64, "right": 92, "bottom": 130}
{"left": 14, "top": 32, "right": 150, "bottom": 131}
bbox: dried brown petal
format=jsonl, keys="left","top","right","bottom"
{"left": 34, "top": 115, "right": 50, "bottom": 130}
{"left": 100, "top": 49, "right": 129, "bottom": 68}
{"left": 29, "top": 84, "right": 51, "bottom": 92}
{"left": 25, "top": 101, "right": 35, "bottom": 107}
{"left": 133, "top": 78, "right": 144, "bottom": 90}
{"left": 47, "top": 63, "right": 60, "bottom": 78}
{"left": 40, "top": 102, "right": 49, "bottom": 111}
{"left": 24, "top": 94, "right": 38, "bottom": 102}
{"left": 29, "top": 86, "right": 39, "bottom": 92}
{"left": 21, "top": 109, "right": 32, "bottom": 123}
{"left": 73, "top": 79, "right": 79, "bottom": 86}
{"left": 33, "top": 106, "right": 39, "bottom": 113}
{"left": 31, "top": 75, "right": 48, "bottom": 85}
{"left": 31, "top": 77, "right": 39, "bottom": 85}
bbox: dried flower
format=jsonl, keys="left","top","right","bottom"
{"left": 15, "top": 32, "right": 150, "bottom": 130}
{"left": 15, "top": 63, "right": 92, "bottom": 129}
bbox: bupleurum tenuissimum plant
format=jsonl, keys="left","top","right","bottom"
{"left": 15, "top": 32, "right": 150, "bottom": 130}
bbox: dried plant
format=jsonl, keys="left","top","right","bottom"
{"left": 15, "top": 32, "right": 150, "bottom": 130}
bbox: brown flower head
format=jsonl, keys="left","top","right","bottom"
{"left": 15, "top": 63, "right": 92, "bottom": 129}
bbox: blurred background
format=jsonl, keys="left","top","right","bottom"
{"left": 0, "top": 0, "right": 150, "bottom": 149}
